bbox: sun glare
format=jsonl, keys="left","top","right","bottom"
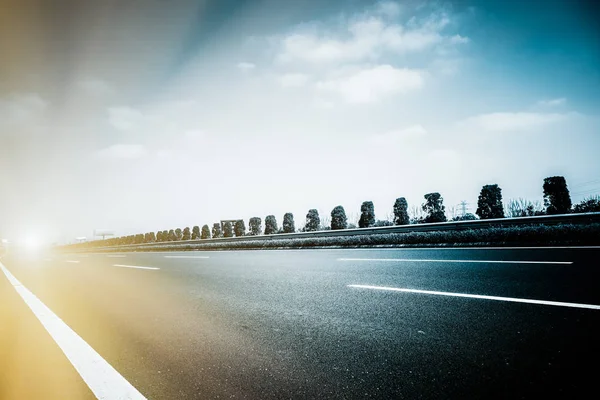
{"left": 21, "top": 235, "right": 42, "bottom": 251}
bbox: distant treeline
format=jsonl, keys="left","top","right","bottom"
{"left": 68, "top": 175, "right": 599, "bottom": 248}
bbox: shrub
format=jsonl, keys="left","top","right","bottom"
{"left": 223, "top": 222, "right": 233, "bottom": 238}
{"left": 249, "top": 217, "right": 262, "bottom": 235}
{"left": 544, "top": 176, "right": 572, "bottom": 214}
{"left": 70, "top": 223, "right": 600, "bottom": 251}
{"left": 192, "top": 226, "right": 200, "bottom": 240}
{"left": 212, "top": 223, "right": 222, "bottom": 238}
{"left": 476, "top": 184, "right": 505, "bottom": 219}
{"left": 305, "top": 209, "right": 320, "bottom": 232}
{"left": 265, "top": 215, "right": 278, "bottom": 234}
{"left": 283, "top": 213, "right": 295, "bottom": 233}
{"left": 234, "top": 220, "right": 246, "bottom": 236}
{"left": 201, "top": 225, "right": 211, "bottom": 239}
{"left": 393, "top": 197, "right": 410, "bottom": 225}
{"left": 331, "top": 206, "right": 348, "bottom": 230}
{"left": 374, "top": 220, "right": 393, "bottom": 227}
{"left": 453, "top": 213, "right": 477, "bottom": 221}
{"left": 573, "top": 196, "right": 600, "bottom": 213}
{"left": 359, "top": 201, "right": 375, "bottom": 228}
{"left": 168, "top": 229, "right": 177, "bottom": 241}
{"left": 422, "top": 193, "right": 447, "bottom": 223}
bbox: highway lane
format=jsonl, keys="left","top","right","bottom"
{"left": 1, "top": 247, "right": 599, "bottom": 399}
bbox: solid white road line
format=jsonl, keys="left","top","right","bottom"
{"left": 163, "top": 255, "right": 209, "bottom": 259}
{"left": 347, "top": 284, "right": 600, "bottom": 310}
{"left": 337, "top": 258, "right": 572, "bottom": 265}
{"left": 113, "top": 264, "right": 159, "bottom": 270}
{"left": 65, "top": 260, "right": 80, "bottom": 264}
{"left": 107, "top": 255, "right": 126, "bottom": 258}
{"left": 0, "top": 262, "right": 147, "bottom": 399}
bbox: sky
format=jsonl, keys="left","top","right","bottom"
{"left": 0, "top": 0, "right": 599, "bottom": 244}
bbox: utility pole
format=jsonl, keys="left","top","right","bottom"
{"left": 459, "top": 200, "right": 468, "bottom": 216}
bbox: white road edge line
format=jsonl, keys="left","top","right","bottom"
{"left": 65, "top": 260, "right": 80, "bottom": 264}
{"left": 163, "top": 256, "right": 209, "bottom": 259}
{"left": 347, "top": 284, "right": 600, "bottom": 310}
{"left": 0, "top": 261, "right": 147, "bottom": 399}
{"left": 107, "top": 255, "right": 126, "bottom": 258}
{"left": 337, "top": 258, "right": 573, "bottom": 265}
{"left": 113, "top": 264, "right": 159, "bottom": 270}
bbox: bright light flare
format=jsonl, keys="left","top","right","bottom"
{"left": 19, "top": 235, "right": 44, "bottom": 252}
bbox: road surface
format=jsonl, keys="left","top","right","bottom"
{"left": 1, "top": 247, "right": 599, "bottom": 399}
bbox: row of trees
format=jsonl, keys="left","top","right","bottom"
{"left": 83, "top": 176, "right": 599, "bottom": 247}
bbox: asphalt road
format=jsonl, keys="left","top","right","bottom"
{"left": 1, "top": 247, "right": 600, "bottom": 399}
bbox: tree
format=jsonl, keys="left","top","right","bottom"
{"left": 162, "top": 230, "right": 168, "bottom": 241}
{"left": 505, "top": 198, "right": 544, "bottom": 217}
{"left": 265, "top": 215, "right": 278, "bottom": 234}
{"left": 331, "top": 206, "right": 348, "bottom": 230}
{"left": 192, "top": 226, "right": 200, "bottom": 240}
{"left": 249, "top": 217, "right": 262, "bottom": 235}
{"left": 282, "top": 213, "right": 295, "bottom": 233}
{"left": 175, "top": 228, "right": 183, "bottom": 240}
{"left": 358, "top": 201, "right": 375, "bottom": 228}
{"left": 201, "top": 224, "right": 211, "bottom": 239}
{"left": 223, "top": 221, "right": 233, "bottom": 237}
{"left": 320, "top": 214, "right": 331, "bottom": 230}
{"left": 393, "top": 197, "right": 410, "bottom": 225}
{"left": 156, "top": 231, "right": 163, "bottom": 242}
{"left": 422, "top": 192, "right": 447, "bottom": 223}
{"left": 182, "top": 227, "right": 191, "bottom": 241}
{"left": 543, "top": 176, "right": 572, "bottom": 214}
{"left": 409, "top": 205, "right": 425, "bottom": 224}
{"left": 476, "top": 184, "right": 505, "bottom": 219}
{"left": 234, "top": 220, "right": 246, "bottom": 236}
{"left": 305, "top": 209, "right": 320, "bottom": 232}
{"left": 573, "top": 196, "right": 600, "bottom": 213}
{"left": 212, "top": 223, "right": 222, "bottom": 238}
{"left": 167, "top": 229, "right": 177, "bottom": 241}
{"left": 148, "top": 232, "right": 156, "bottom": 242}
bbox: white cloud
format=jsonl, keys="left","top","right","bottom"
{"left": 427, "top": 148, "right": 460, "bottom": 164}
{"left": 449, "top": 34, "right": 469, "bottom": 44}
{"left": 278, "top": 73, "right": 310, "bottom": 88}
{"left": 375, "top": 1, "right": 402, "bottom": 18}
{"left": 275, "top": 5, "right": 467, "bottom": 65}
{"left": 537, "top": 98, "right": 566, "bottom": 107}
{"left": 0, "top": 93, "right": 47, "bottom": 126}
{"left": 108, "top": 106, "right": 145, "bottom": 132}
{"left": 372, "top": 124, "right": 427, "bottom": 144}
{"left": 429, "top": 58, "right": 462, "bottom": 76}
{"left": 237, "top": 62, "right": 256, "bottom": 71}
{"left": 316, "top": 65, "right": 424, "bottom": 103}
{"left": 184, "top": 129, "right": 205, "bottom": 138}
{"left": 78, "top": 78, "right": 114, "bottom": 96}
{"left": 462, "top": 112, "right": 569, "bottom": 131}
{"left": 313, "top": 98, "right": 335, "bottom": 109}
{"left": 97, "top": 144, "right": 147, "bottom": 159}
{"left": 156, "top": 149, "right": 173, "bottom": 159}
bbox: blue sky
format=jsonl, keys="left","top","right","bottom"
{"left": 0, "top": 0, "right": 598, "bottom": 244}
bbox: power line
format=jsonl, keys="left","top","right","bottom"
{"left": 571, "top": 187, "right": 600, "bottom": 196}
{"left": 570, "top": 178, "right": 600, "bottom": 189}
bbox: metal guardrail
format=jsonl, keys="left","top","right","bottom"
{"left": 62, "top": 212, "right": 600, "bottom": 251}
